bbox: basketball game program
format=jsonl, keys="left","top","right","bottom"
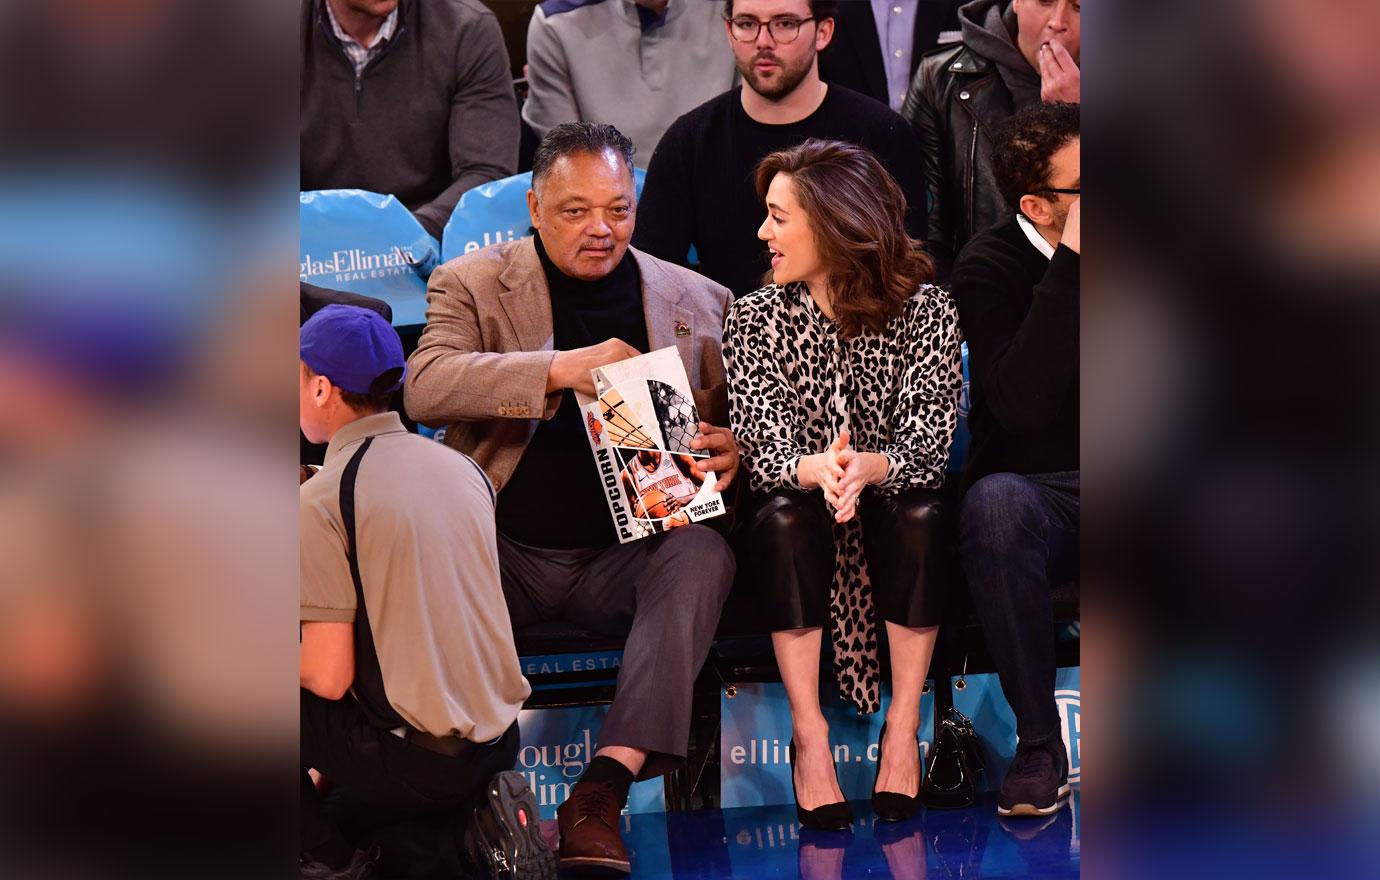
{"left": 575, "top": 347, "right": 727, "bottom": 543}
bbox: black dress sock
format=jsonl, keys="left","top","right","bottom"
{"left": 581, "top": 755, "right": 635, "bottom": 808}
{"left": 305, "top": 836, "right": 355, "bottom": 870}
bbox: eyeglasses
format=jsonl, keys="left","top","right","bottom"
{"left": 1039, "top": 187, "right": 1081, "bottom": 196}
{"left": 726, "top": 16, "right": 816, "bottom": 43}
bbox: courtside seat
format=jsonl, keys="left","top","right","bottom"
{"left": 299, "top": 189, "right": 439, "bottom": 331}
{"left": 514, "top": 621, "right": 624, "bottom": 660}
{"left": 708, "top": 588, "right": 778, "bottom": 689}
{"left": 513, "top": 620, "right": 627, "bottom": 711}
{"left": 949, "top": 341, "right": 972, "bottom": 474}
{"left": 518, "top": 623, "right": 626, "bottom": 659}
{"left": 928, "top": 556, "right": 1081, "bottom": 717}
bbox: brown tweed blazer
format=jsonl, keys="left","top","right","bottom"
{"left": 404, "top": 237, "right": 731, "bottom": 493}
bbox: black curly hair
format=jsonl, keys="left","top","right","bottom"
{"left": 992, "top": 102, "right": 1081, "bottom": 213}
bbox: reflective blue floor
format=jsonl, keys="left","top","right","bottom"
{"left": 606, "top": 789, "right": 1080, "bottom": 878}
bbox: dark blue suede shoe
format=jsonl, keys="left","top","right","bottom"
{"left": 997, "top": 739, "right": 1070, "bottom": 817}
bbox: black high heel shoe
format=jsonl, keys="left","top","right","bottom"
{"left": 872, "top": 722, "right": 923, "bottom": 822}
{"left": 789, "top": 740, "right": 854, "bottom": 831}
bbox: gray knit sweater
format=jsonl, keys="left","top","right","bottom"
{"left": 521, "top": 0, "right": 737, "bottom": 163}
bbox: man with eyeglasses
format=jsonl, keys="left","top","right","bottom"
{"left": 633, "top": 0, "right": 926, "bottom": 299}
{"left": 949, "top": 101, "right": 1079, "bottom": 819}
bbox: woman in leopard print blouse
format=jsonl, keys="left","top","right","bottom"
{"left": 723, "top": 140, "right": 962, "bottom": 827}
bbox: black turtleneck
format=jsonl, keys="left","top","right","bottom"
{"left": 495, "top": 235, "right": 649, "bottom": 549}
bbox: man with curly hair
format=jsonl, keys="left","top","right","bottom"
{"left": 950, "top": 100, "right": 1079, "bottom": 819}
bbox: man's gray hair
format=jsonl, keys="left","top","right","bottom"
{"left": 531, "top": 123, "right": 636, "bottom": 193}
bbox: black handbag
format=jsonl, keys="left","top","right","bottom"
{"left": 922, "top": 707, "right": 985, "bottom": 809}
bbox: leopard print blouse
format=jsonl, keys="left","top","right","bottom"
{"left": 723, "top": 281, "right": 963, "bottom": 713}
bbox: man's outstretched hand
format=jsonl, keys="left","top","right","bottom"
{"left": 548, "top": 338, "right": 641, "bottom": 397}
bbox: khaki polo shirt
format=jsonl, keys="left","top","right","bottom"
{"left": 300, "top": 412, "right": 531, "bottom": 741}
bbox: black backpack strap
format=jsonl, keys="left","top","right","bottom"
{"left": 339, "top": 436, "right": 406, "bottom": 731}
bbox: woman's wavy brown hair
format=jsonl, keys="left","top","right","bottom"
{"left": 754, "top": 138, "right": 934, "bottom": 338}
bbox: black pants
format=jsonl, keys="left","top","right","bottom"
{"left": 300, "top": 690, "right": 519, "bottom": 870}
{"left": 741, "top": 487, "right": 947, "bottom": 631}
{"left": 958, "top": 471, "right": 1079, "bottom": 745}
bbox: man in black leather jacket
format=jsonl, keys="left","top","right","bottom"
{"left": 902, "top": 0, "right": 1079, "bottom": 279}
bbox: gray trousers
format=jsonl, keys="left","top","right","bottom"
{"left": 497, "top": 524, "right": 735, "bottom": 779}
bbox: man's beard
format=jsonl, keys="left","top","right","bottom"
{"left": 1051, "top": 201, "right": 1070, "bottom": 238}
{"left": 738, "top": 50, "right": 814, "bottom": 101}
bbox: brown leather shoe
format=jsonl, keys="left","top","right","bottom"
{"left": 556, "top": 780, "right": 631, "bottom": 873}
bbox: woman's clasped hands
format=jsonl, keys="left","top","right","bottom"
{"left": 798, "top": 430, "right": 890, "bottom": 524}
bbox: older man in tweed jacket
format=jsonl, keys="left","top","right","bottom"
{"left": 404, "top": 123, "right": 737, "bottom": 876}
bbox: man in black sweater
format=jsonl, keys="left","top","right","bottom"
{"left": 951, "top": 101, "right": 1079, "bottom": 819}
{"left": 632, "top": 0, "right": 926, "bottom": 298}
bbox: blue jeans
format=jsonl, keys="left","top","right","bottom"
{"left": 958, "top": 471, "right": 1079, "bottom": 745}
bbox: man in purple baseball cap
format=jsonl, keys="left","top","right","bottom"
{"left": 298, "top": 305, "right": 554, "bottom": 880}
{"left": 299, "top": 303, "right": 407, "bottom": 446}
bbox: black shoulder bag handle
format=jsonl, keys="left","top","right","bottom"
{"left": 338, "top": 437, "right": 407, "bottom": 731}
